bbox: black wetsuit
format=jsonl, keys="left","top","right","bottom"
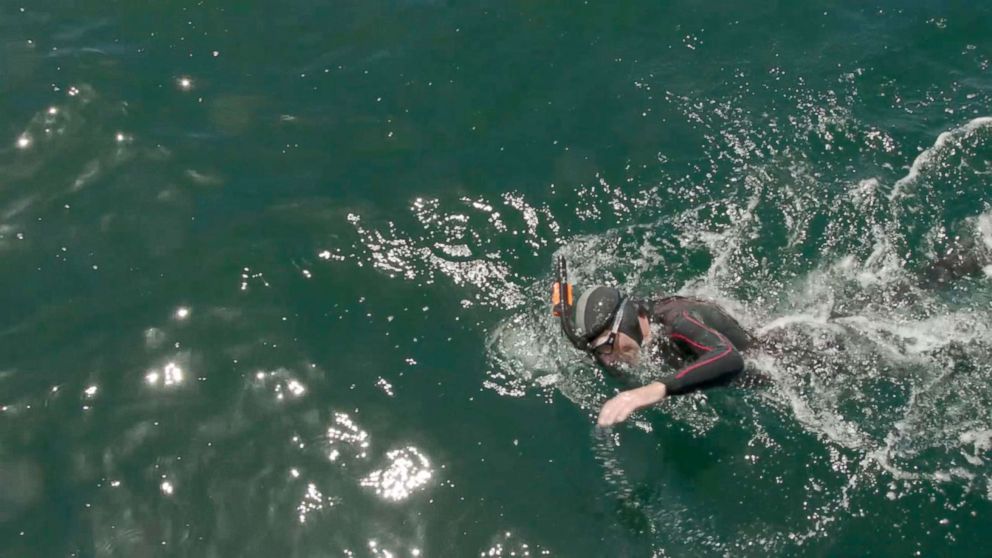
{"left": 643, "top": 296, "right": 755, "bottom": 395}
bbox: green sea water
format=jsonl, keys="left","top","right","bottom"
{"left": 2, "top": 1, "right": 992, "bottom": 556}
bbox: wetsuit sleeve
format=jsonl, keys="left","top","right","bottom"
{"left": 658, "top": 310, "right": 744, "bottom": 395}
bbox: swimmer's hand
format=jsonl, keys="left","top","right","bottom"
{"left": 597, "top": 382, "right": 668, "bottom": 427}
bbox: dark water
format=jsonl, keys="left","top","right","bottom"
{"left": 2, "top": 1, "right": 992, "bottom": 556}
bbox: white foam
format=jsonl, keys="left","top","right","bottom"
{"left": 756, "top": 313, "right": 838, "bottom": 336}
{"left": 848, "top": 178, "right": 880, "bottom": 205}
{"left": 977, "top": 211, "right": 992, "bottom": 251}
{"left": 960, "top": 429, "right": 992, "bottom": 452}
{"left": 890, "top": 116, "right": 992, "bottom": 200}
{"left": 835, "top": 311, "right": 989, "bottom": 356}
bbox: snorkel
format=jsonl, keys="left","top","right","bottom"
{"left": 551, "top": 256, "right": 590, "bottom": 351}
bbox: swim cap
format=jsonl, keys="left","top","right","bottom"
{"left": 573, "top": 286, "right": 644, "bottom": 345}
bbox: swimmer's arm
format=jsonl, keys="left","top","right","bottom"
{"left": 597, "top": 381, "right": 667, "bottom": 427}
{"left": 660, "top": 311, "right": 745, "bottom": 395}
{"left": 658, "top": 346, "right": 744, "bottom": 395}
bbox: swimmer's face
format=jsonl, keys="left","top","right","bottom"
{"left": 591, "top": 330, "right": 642, "bottom": 368}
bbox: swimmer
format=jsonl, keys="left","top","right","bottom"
{"left": 552, "top": 257, "right": 756, "bottom": 427}
{"left": 551, "top": 225, "right": 991, "bottom": 427}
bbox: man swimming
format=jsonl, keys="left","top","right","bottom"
{"left": 552, "top": 257, "right": 755, "bottom": 427}
{"left": 552, "top": 222, "right": 992, "bottom": 428}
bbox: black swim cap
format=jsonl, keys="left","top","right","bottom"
{"left": 573, "top": 286, "right": 644, "bottom": 346}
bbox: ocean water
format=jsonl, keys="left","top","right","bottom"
{"left": 2, "top": 1, "right": 992, "bottom": 556}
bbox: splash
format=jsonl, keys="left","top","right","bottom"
{"left": 479, "top": 91, "right": 992, "bottom": 552}
{"left": 326, "top": 55, "right": 992, "bottom": 551}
